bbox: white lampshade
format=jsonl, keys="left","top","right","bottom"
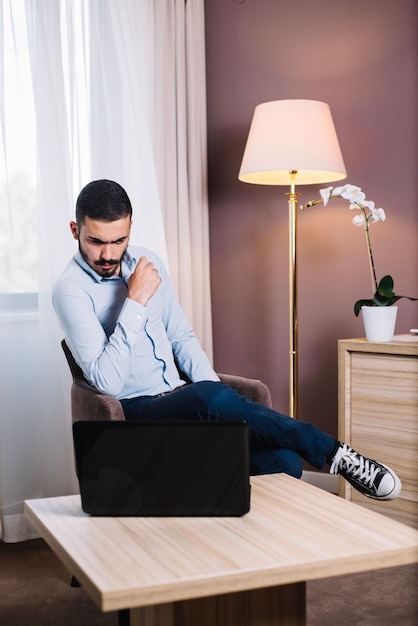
{"left": 238, "top": 99, "right": 347, "bottom": 186}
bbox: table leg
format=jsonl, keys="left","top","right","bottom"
{"left": 130, "top": 582, "right": 306, "bottom": 626}
{"left": 130, "top": 602, "right": 174, "bottom": 626}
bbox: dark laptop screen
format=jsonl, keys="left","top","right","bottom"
{"left": 72, "top": 420, "right": 250, "bottom": 517}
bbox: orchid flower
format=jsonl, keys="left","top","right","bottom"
{"left": 300, "top": 185, "right": 417, "bottom": 315}
{"left": 319, "top": 187, "right": 333, "bottom": 206}
{"left": 338, "top": 184, "right": 366, "bottom": 204}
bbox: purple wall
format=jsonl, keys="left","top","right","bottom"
{"left": 205, "top": 0, "right": 418, "bottom": 442}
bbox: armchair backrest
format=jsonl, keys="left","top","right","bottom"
{"left": 61, "top": 339, "right": 85, "bottom": 380}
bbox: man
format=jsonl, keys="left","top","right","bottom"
{"left": 53, "top": 179, "right": 401, "bottom": 501}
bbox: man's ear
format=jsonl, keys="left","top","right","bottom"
{"left": 70, "top": 221, "right": 79, "bottom": 240}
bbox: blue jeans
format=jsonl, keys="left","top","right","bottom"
{"left": 121, "top": 381, "right": 336, "bottom": 478}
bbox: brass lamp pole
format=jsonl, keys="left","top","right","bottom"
{"left": 238, "top": 100, "right": 346, "bottom": 419}
{"left": 287, "top": 171, "right": 299, "bottom": 419}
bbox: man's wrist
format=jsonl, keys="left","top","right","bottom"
{"left": 121, "top": 298, "right": 148, "bottom": 326}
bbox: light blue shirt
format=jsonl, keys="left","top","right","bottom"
{"left": 52, "top": 246, "right": 219, "bottom": 399}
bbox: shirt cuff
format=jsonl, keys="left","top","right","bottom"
{"left": 119, "top": 298, "right": 148, "bottom": 329}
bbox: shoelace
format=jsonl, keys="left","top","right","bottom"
{"left": 330, "top": 444, "right": 380, "bottom": 488}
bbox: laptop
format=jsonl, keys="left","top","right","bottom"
{"left": 72, "top": 420, "right": 251, "bottom": 517}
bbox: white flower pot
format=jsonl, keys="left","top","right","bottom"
{"left": 361, "top": 305, "right": 398, "bottom": 342}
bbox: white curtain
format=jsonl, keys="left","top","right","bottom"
{"left": 0, "top": 0, "right": 212, "bottom": 542}
{"left": 153, "top": 0, "right": 213, "bottom": 350}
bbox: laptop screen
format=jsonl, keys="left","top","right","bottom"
{"left": 72, "top": 420, "right": 250, "bottom": 517}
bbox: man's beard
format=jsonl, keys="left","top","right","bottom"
{"left": 79, "top": 244, "right": 122, "bottom": 277}
{"left": 94, "top": 258, "right": 120, "bottom": 277}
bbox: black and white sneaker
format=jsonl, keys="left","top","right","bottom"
{"left": 329, "top": 443, "right": 402, "bottom": 501}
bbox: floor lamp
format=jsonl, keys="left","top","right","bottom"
{"left": 238, "top": 99, "right": 346, "bottom": 419}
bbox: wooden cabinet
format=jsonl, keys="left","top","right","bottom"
{"left": 338, "top": 336, "right": 418, "bottom": 528}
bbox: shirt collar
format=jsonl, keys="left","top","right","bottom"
{"left": 74, "top": 248, "right": 137, "bottom": 283}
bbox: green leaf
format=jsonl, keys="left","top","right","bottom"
{"left": 373, "top": 291, "right": 390, "bottom": 306}
{"left": 377, "top": 275, "right": 395, "bottom": 298}
{"left": 353, "top": 275, "right": 417, "bottom": 317}
{"left": 354, "top": 298, "right": 374, "bottom": 317}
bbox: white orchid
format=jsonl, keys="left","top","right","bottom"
{"left": 336, "top": 184, "right": 366, "bottom": 204}
{"left": 301, "top": 184, "right": 383, "bottom": 229}
{"left": 348, "top": 198, "right": 386, "bottom": 229}
{"left": 319, "top": 186, "right": 333, "bottom": 205}
{"left": 364, "top": 201, "right": 386, "bottom": 223}
{"left": 352, "top": 214, "right": 367, "bottom": 227}
{"left": 300, "top": 184, "right": 417, "bottom": 315}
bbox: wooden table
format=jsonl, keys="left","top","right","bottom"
{"left": 25, "top": 474, "right": 418, "bottom": 626}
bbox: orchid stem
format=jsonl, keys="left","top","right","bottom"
{"left": 364, "top": 217, "right": 378, "bottom": 294}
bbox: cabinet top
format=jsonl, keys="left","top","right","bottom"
{"left": 339, "top": 334, "right": 418, "bottom": 356}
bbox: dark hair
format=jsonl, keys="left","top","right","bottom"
{"left": 75, "top": 180, "right": 133, "bottom": 226}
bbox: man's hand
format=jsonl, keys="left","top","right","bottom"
{"left": 127, "top": 256, "right": 161, "bottom": 306}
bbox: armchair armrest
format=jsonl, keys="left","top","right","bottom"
{"left": 218, "top": 373, "right": 272, "bottom": 408}
{"left": 71, "top": 379, "right": 125, "bottom": 422}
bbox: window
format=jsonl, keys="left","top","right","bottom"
{"left": 0, "top": 0, "right": 37, "bottom": 295}
{"left": 0, "top": 1, "right": 91, "bottom": 301}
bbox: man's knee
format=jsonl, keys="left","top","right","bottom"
{"left": 183, "top": 381, "right": 245, "bottom": 416}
